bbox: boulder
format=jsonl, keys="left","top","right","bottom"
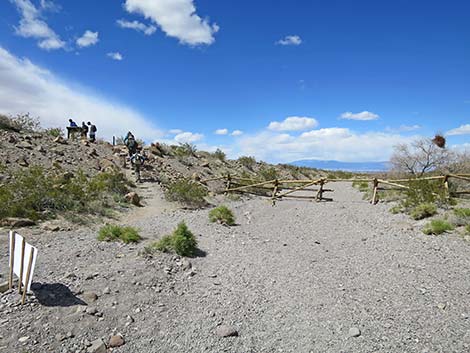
{"left": 0, "top": 218, "right": 36, "bottom": 228}
{"left": 125, "top": 192, "right": 141, "bottom": 206}
{"left": 215, "top": 325, "right": 238, "bottom": 337}
{"left": 87, "top": 338, "right": 107, "bottom": 353}
{"left": 108, "top": 335, "right": 125, "bottom": 348}
{"left": 54, "top": 136, "right": 67, "bottom": 144}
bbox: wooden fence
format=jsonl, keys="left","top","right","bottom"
{"left": 201, "top": 173, "right": 470, "bottom": 205}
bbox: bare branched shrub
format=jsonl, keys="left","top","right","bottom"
{"left": 390, "top": 138, "right": 452, "bottom": 177}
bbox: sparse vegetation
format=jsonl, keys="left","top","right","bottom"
{"left": 422, "top": 219, "right": 454, "bottom": 235}
{"left": 390, "top": 205, "right": 404, "bottom": 214}
{"left": 0, "top": 166, "right": 131, "bottom": 221}
{"left": 44, "top": 127, "right": 64, "bottom": 138}
{"left": 97, "top": 224, "right": 141, "bottom": 243}
{"left": 0, "top": 113, "right": 40, "bottom": 132}
{"left": 402, "top": 179, "right": 449, "bottom": 209}
{"left": 258, "top": 166, "right": 278, "bottom": 181}
{"left": 410, "top": 203, "right": 438, "bottom": 220}
{"left": 165, "top": 178, "right": 208, "bottom": 208}
{"left": 150, "top": 222, "right": 198, "bottom": 256}
{"left": 174, "top": 143, "right": 197, "bottom": 158}
{"left": 213, "top": 148, "right": 226, "bottom": 161}
{"left": 238, "top": 156, "right": 256, "bottom": 170}
{"left": 209, "top": 205, "right": 235, "bottom": 226}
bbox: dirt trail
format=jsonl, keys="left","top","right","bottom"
{"left": 1, "top": 182, "right": 470, "bottom": 353}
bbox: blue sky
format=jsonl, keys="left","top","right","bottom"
{"left": 0, "top": 0, "right": 469, "bottom": 162}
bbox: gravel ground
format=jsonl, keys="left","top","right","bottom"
{"left": 1, "top": 182, "right": 469, "bottom": 353}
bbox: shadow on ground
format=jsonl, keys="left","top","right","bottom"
{"left": 32, "top": 283, "right": 87, "bottom": 307}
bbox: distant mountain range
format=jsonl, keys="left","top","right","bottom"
{"left": 290, "top": 159, "right": 390, "bottom": 172}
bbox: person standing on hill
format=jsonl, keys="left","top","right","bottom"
{"left": 124, "top": 131, "right": 137, "bottom": 156}
{"left": 81, "top": 121, "right": 88, "bottom": 140}
{"left": 87, "top": 122, "right": 97, "bottom": 142}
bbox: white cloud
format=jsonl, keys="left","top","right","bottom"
{"left": 168, "top": 129, "right": 183, "bottom": 134}
{"left": 446, "top": 124, "right": 470, "bottom": 136}
{"left": 235, "top": 128, "right": 415, "bottom": 163}
{"left": 123, "top": 0, "right": 219, "bottom": 46}
{"left": 11, "top": 0, "right": 65, "bottom": 50}
{"left": 268, "top": 116, "right": 318, "bottom": 131}
{"left": 76, "top": 30, "right": 99, "bottom": 48}
{"left": 174, "top": 131, "right": 204, "bottom": 143}
{"left": 231, "top": 130, "right": 243, "bottom": 136}
{"left": 39, "top": 0, "right": 60, "bottom": 12}
{"left": 215, "top": 128, "right": 228, "bottom": 135}
{"left": 107, "top": 52, "right": 123, "bottom": 61}
{"left": 385, "top": 124, "right": 421, "bottom": 133}
{"left": 276, "top": 35, "right": 302, "bottom": 46}
{"left": 0, "top": 46, "right": 163, "bottom": 141}
{"left": 340, "top": 111, "right": 380, "bottom": 121}
{"left": 117, "top": 19, "right": 157, "bottom": 35}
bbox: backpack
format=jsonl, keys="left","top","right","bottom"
{"left": 90, "top": 125, "right": 97, "bottom": 133}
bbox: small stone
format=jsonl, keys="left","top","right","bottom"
{"left": 83, "top": 292, "right": 98, "bottom": 302}
{"left": 437, "top": 303, "right": 447, "bottom": 310}
{"left": 349, "top": 327, "right": 361, "bottom": 337}
{"left": 108, "top": 335, "right": 125, "bottom": 348}
{"left": 135, "top": 308, "right": 142, "bottom": 313}
{"left": 102, "top": 287, "right": 110, "bottom": 295}
{"left": 124, "top": 192, "right": 141, "bottom": 206}
{"left": 86, "top": 307, "right": 98, "bottom": 315}
{"left": 18, "top": 336, "right": 29, "bottom": 343}
{"left": 87, "top": 338, "right": 106, "bottom": 353}
{"left": 215, "top": 325, "right": 238, "bottom": 337}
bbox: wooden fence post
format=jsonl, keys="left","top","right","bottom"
{"left": 271, "top": 179, "right": 279, "bottom": 206}
{"left": 443, "top": 175, "right": 450, "bottom": 199}
{"left": 316, "top": 179, "right": 325, "bottom": 201}
{"left": 371, "top": 178, "right": 379, "bottom": 204}
{"left": 224, "top": 173, "right": 232, "bottom": 195}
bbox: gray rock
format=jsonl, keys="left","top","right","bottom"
{"left": 0, "top": 281, "right": 9, "bottom": 293}
{"left": 86, "top": 307, "right": 98, "bottom": 315}
{"left": 108, "top": 335, "right": 125, "bottom": 348}
{"left": 87, "top": 338, "right": 106, "bottom": 353}
{"left": 349, "top": 327, "right": 361, "bottom": 337}
{"left": 83, "top": 292, "right": 98, "bottom": 302}
{"left": 215, "top": 324, "right": 238, "bottom": 337}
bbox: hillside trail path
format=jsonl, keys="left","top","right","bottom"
{"left": 118, "top": 181, "right": 470, "bottom": 352}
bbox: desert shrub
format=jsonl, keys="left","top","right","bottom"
{"left": 422, "top": 219, "right": 454, "bottom": 235}
{"left": 213, "top": 148, "right": 226, "bottom": 161}
{"left": 328, "top": 170, "right": 354, "bottom": 179}
{"left": 238, "top": 156, "right": 256, "bottom": 170}
{"left": 44, "top": 127, "right": 64, "bottom": 138}
{"left": 352, "top": 181, "right": 370, "bottom": 192}
{"left": 174, "top": 143, "right": 197, "bottom": 158}
{"left": 402, "top": 179, "right": 448, "bottom": 209}
{"left": 165, "top": 178, "right": 208, "bottom": 208}
{"left": 390, "top": 205, "right": 404, "bottom": 214}
{"left": 151, "top": 222, "right": 197, "bottom": 256}
{"left": 258, "top": 166, "right": 278, "bottom": 181}
{"left": 209, "top": 205, "right": 235, "bottom": 226}
{"left": 410, "top": 203, "right": 438, "bottom": 220}
{"left": 0, "top": 114, "right": 21, "bottom": 132}
{"left": 466, "top": 224, "right": 470, "bottom": 234}
{"left": 454, "top": 208, "right": 470, "bottom": 219}
{"left": 0, "top": 167, "right": 131, "bottom": 221}
{"left": 98, "top": 224, "right": 141, "bottom": 243}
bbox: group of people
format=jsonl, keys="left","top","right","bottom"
{"left": 124, "top": 131, "right": 146, "bottom": 182}
{"left": 68, "top": 119, "right": 97, "bottom": 142}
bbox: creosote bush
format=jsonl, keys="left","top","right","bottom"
{"left": 209, "top": 205, "right": 235, "bottom": 226}
{"left": 98, "top": 224, "right": 141, "bottom": 243}
{"left": 422, "top": 219, "right": 454, "bottom": 235}
{"left": 44, "top": 127, "right": 64, "bottom": 138}
{"left": 258, "top": 166, "right": 278, "bottom": 181}
{"left": 0, "top": 113, "right": 40, "bottom": 132}
{"left": 0, "top": 166, "right": 131, "bottom": 221}
{"left": 165, "top": 178, "right": 208, "bottom": 208}
{"left": 238, "top": 156, "right": 256, "bottom": 170}
{"left": 151, "top": 222, "right": 197, "bottom": 257}
{"left": 213, "top": 148, "right": 226, "bottom": 161}
{"left": 174, "top": 143, "right": 197, "bottom": 158}
{"left": 410, "top": 203, "right": 438, "bottom": 220}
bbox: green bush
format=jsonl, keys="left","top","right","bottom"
{"left": 410, "top": 203, "right": 438, "bottom": 220}
{"left": 165, "top": 178, "right": 208, "bottom": 208}
{"left": 98, "top": 224, "right": 141, "bottom": 243}
{"left": 238, "top": 156, "right": 256, "bottom": 170}
{"left": 402, "top": 179, "right": 447, "bottom": 209}
{"left": 44, "top": 127, "right": 64, "bottom": 138}
{"left": 209, "top": 205, "right": 235, "bottom": 226}
{"left": 454, "top": 208, "right": 470, "bottom": 218}
{"left": 0, "top": 113, "right": 40, "bottom": 132}
{"left": 422, "top": 219, "right": 454, "bottom": 235}
{"left": 174, "top": 143, "right": 197, "bottom": 157}
{"left": 213, "top": 148, "right": 226, "bottom": 161}
{"left": 151, "top": 222, "right": 197, "bottom": 257}
{"left": 390, "top": 205, "right": 404, "bottom": 214}
{"left": 466, "top": 224, "right": 470, "bottom": 234}
{"left": 0, "top": 166, "right": 131, "bottom": 221}
{"left": 352, "top": 181, "right": 370, "bottom": 192}
{"left": 258, "top": 166, "right": 278, "bottom": 181}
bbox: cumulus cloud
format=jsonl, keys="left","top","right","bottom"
{"left": 174, "top": 131, "right": 204, "bottom": 143}
{"left": 385, "top": 124, "right": 421, "bottom": 133}
{"left": 236, "top": 128, "right": 415, "bottom": 163}
{"left": 446, "top": 124, "right": 470, "bottom": 136}
{"left": 276, "top": 35, "right": 302, "bottom": 46}
{"left": 168, "top": 129, "right": 183, "bottom": 134}
{"left": 123, "top": 0, "right": 219, "bottom": 46}
{"left": 76, "top": 30, "right": 99, "bottom": 48}
{"left": 0, "top": 46, "right": 163, "bottom": 141}
{"left": 215, "top": 128, "right": 228, "bottom": 135}
{"left": 107, "top": 52, "right": 123, "bottom": 61}
{"left": 10, "top": 0, "right": 65, "bottom": 50}
{"left": 268, "top": 116, "right": 318, "bottom": 132}
{"left": 117, "top": 19, "right": 157, "bottom": 35}
{"left": 231, "top": 130, "right": 243, "bottom": 136}
{"left": 340, "top": 111, "right": 380, "bottom": 121}
{"left": 39, "top": 0, "right": 60, "bottom": 12}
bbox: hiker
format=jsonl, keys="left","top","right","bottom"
{"left": 130, "top": 149, "right": 146, "bottom": 182}
{"left": 80, "top": 121, "right": 88, "bottom": 140}
{"left": 67, "top": 118, "right": 80, "bottom": 139}
{"left": 87, "top": 122, "right": 97, "bottom": 143}
{"left": 124, "top": 131, "right": 137, "bottom": 156}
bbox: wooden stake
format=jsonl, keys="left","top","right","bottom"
{"left": 21, "top": 248, "right": 34, "bottom": 305}
{"left": 18, "top": 237, "right": 25, "bottom": 294}
{"left": 224, "top": 173, "right": 232, "bottom": 195}
{"left": 371, "top": 178, "right": 379, "bottom": 204}
{"left": 271, "top": 179, "right": 279, "bottom": 206}
{"left": 443, "top": 175, "right": 450, "bottom": 199}
{"left": 225, "top": 179, "right": 276, "bottom": 193}
{"left": 377, "top": 179, "right": 409, "bottom": 189}
{"left": 275, "top": 179, "right": 321, "bottom": 199}
{"left": 9, "top": 231, "right": 15, "bottom": 290}
{"left": 316, "top": 179, "right": 325, "bottom": 201}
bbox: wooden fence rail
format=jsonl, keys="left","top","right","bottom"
{"left": 200, "top": 173, "right": 470, "bottom": 206}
